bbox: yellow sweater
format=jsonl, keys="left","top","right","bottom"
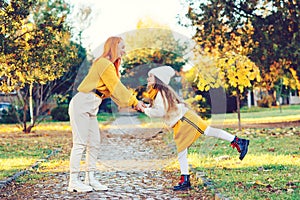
{"left": 77, "top": 57, "right": 138, "bottom": 107}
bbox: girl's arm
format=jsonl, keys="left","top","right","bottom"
{"left": 144, "top": 92, "right": 166, "bottom": 118}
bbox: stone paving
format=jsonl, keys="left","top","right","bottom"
{"left": 0, "top": 114, "right": 213, "bottom": 199}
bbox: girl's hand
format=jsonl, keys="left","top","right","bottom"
{"left": 135, "top": 101, "right": 146, "bottom": 112}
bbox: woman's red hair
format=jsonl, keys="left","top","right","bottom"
{"left": 97, "top": 36, "right": 123, "bottom": 77}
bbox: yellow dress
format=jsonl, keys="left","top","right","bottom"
{"left": 145, "top": 87, "right": 208, "bottom": 153}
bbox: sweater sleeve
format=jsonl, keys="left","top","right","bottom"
{"left": 99, "top": 62, "right": 138, "bottom": 107}
{"left": 144, "top": 92, "right": 167, "bottom": 118}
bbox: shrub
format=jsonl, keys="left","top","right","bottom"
{"left": 0, "top": 108, "right": 18, "bottom": 123}
{"left": 50, "top": 104, "right": 69, "bottom": 121}
{"left": 0, "top": 107, "right": 30, "bottom": 124}
{"left": 257, "top": 95, "right": 274, "bottom": 107}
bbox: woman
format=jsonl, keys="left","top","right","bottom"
{"left": 142, "top": 66, "right": 249, "bottom": 191}
{"left": 68, "top": 36, "right": 144, "bottom": 192}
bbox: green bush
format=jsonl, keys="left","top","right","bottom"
{"left": 0, "top": 107, "right": 29, "bottom": 124}
{"left": 50, "top": 105, "right": 69, "bottom": 121}
{"left": 257, "top": 95, "right": 274, "bottom": 107}
{"left": 0, "top": 108, "right": 18, "bottom": 123}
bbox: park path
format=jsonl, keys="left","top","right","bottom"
{"left": 0, "top": 112, "right": 213, "bottom": 199}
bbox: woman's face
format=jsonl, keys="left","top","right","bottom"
{"left": 147, "top": 73, "right": 155, "bottom": 87}
{"left": 117, "top": 40, "right": 126, "bottom": 57}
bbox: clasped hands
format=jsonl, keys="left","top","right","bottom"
{"left": 134, "top": 101, "right": 146, "bottom": 112}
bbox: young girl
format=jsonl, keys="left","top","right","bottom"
{"left": 142, "top": 66, "right": 249, "bottom": 191}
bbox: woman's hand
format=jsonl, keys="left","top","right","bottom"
{"left": 134, "top": 101, "right": 146, "bottom": 112}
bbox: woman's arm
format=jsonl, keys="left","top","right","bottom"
{"left": 99, "top": 61, "right": 138, "bottom": 107}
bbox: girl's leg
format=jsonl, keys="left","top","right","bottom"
{"left": 178, "top": 148, "right": 189, "bottom": 175}
{"left": 204, "top": 126, "right": 235, "bottom": 142}
{"left": 174, "top": 148, "right": 191, "bottom": 191}
{"left": 204, "top": 126, "right": 249, "bottom": 160}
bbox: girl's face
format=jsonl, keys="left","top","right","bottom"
{"left": 147, "top": 73, "right": 155, "bottom": 87}
{"left": 117, "top": 40, "right": 126, "bottom": 57}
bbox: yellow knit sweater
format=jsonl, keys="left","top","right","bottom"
{"left": 77, "top": 57, "right": 138, "bottom": 107}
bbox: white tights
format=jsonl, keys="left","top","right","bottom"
{"left": 177, "top": 126, "right": 235, "bottom": 175}
{"left": 204, "top": 126, "right": 235, "bottom": 142}
{"left": 178, "top": 148, "right": 189, "bottom": 175}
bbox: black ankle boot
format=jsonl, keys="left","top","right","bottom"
{"left": 173, "top": 174, "right": 191, "bottom": 191}
{"left": 231, "top": 136, "right": 250, "bottom": 160}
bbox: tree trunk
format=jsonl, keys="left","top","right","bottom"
{"left": 29, "top": 83, "right": 34, "bottom": 125}
{"left": 25, "top": 83, "right": 35, "bottom": 133}
{"left": 236, "top": 90, "right": 241, "bottom": 131}
{"left": 23, "top": 102, "right": 28, "bottom": 133}
{"left": 279, "top": 78, "right": 283, "bottom": 113}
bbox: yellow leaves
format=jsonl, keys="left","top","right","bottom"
{"left": 55, "top": 32, "right": 71, "bottom": 45}
{"left": 282, "top": 76, "right": 290, "bottom": 86}
{"left": 289, "top": 68, "right": 300, "bottom": 90}
{"left": 254, "top": 180, "right": 269, "bottom": 187}
{"left": 15, "top": 71, "right": 25, "bottom": 83}
{"left": 213, "top": 53, "right": 260, "bottom": 94}
{"left": 184, "top": 67, "right": 197, "bottom": 83}
{"left": 136, "top": 16, "right": 170, "bottom": 29}
{"left": 201, "top": 85, "right": 209, "bottom": 91}
{"left": 289, "top": 68, "right": 297, "bottom": 77}
{"left": 125, "top": 19, "right": 177, "bottom": 56}
{"left": 264, "top": 59, "right": 299, "bottom": 90}
{"left": 195, "top": 95, "right": 202, "bottom": 101}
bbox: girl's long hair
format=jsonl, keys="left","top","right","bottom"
{"left": 96, "top": 36, "right": 123, "bottom": 77}
{"left": 153, "top": 77, "right": 184, "bottom": 113}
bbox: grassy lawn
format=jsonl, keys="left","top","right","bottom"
{"left": 0, "top": 113, "right": 116, "bottom": 181}
{"left": 186, "top": 127, "right": 300, "bottom": 200}
{"left": 207, "top": 104, "right": 300, "bottom": 125}
{"left": 0, "top": 108, "right": 299, "bottom": 199}
{"left": 0, "top": 122, "right": 72, "bottom": 180}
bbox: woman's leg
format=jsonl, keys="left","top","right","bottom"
{"left": 86, "top": 115, "right": 100, "bottom": 172}
{"left": 84, "top": 96, "right": 107, "bottom": 191}
{"left": 68, "top": 94, "right": 93, "bottom": 192}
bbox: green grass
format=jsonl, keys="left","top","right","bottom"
{"left": 137, "top": 112, "right": 162, "bottom": 123}
{"left": 240, "top": 104, "right": 300, "bottom": 112}
{"left": 0, "top": 107, "right": 299, "bottom": 199}
{"left": 188, "top": 127, "right": 300, "bottom": 200}
{"left": 138, "top": 104, "right": 300, "bottom": 124}
{"left": 225, "top": 104, "right": 300, "bottom": 119}
{"left": 97, "top": 112, "right": 116, "bottom": 122}
{"left": 0, "top": 135, "right": 55, "bottom": 180}
{"left": 0, "top": 113, "right": 115, "bottom": 181}
{"left": 198, "top": 165, "right": 299, "bottom": 200}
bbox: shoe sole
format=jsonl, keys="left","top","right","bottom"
{"left": 239, "top": 140, "right": 250, "bottom": 160}
{"left": 92, "top": 187, "right": 109, "bottom": 191}
{"left": 173, "top": 186, "right": 192, "bottom": 191}
{"left": 67, "top": 188, "right": 93, "bottom": 193}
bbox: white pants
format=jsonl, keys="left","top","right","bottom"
{"left": 68, "top": 92, "right": 102, "bottom": 174}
